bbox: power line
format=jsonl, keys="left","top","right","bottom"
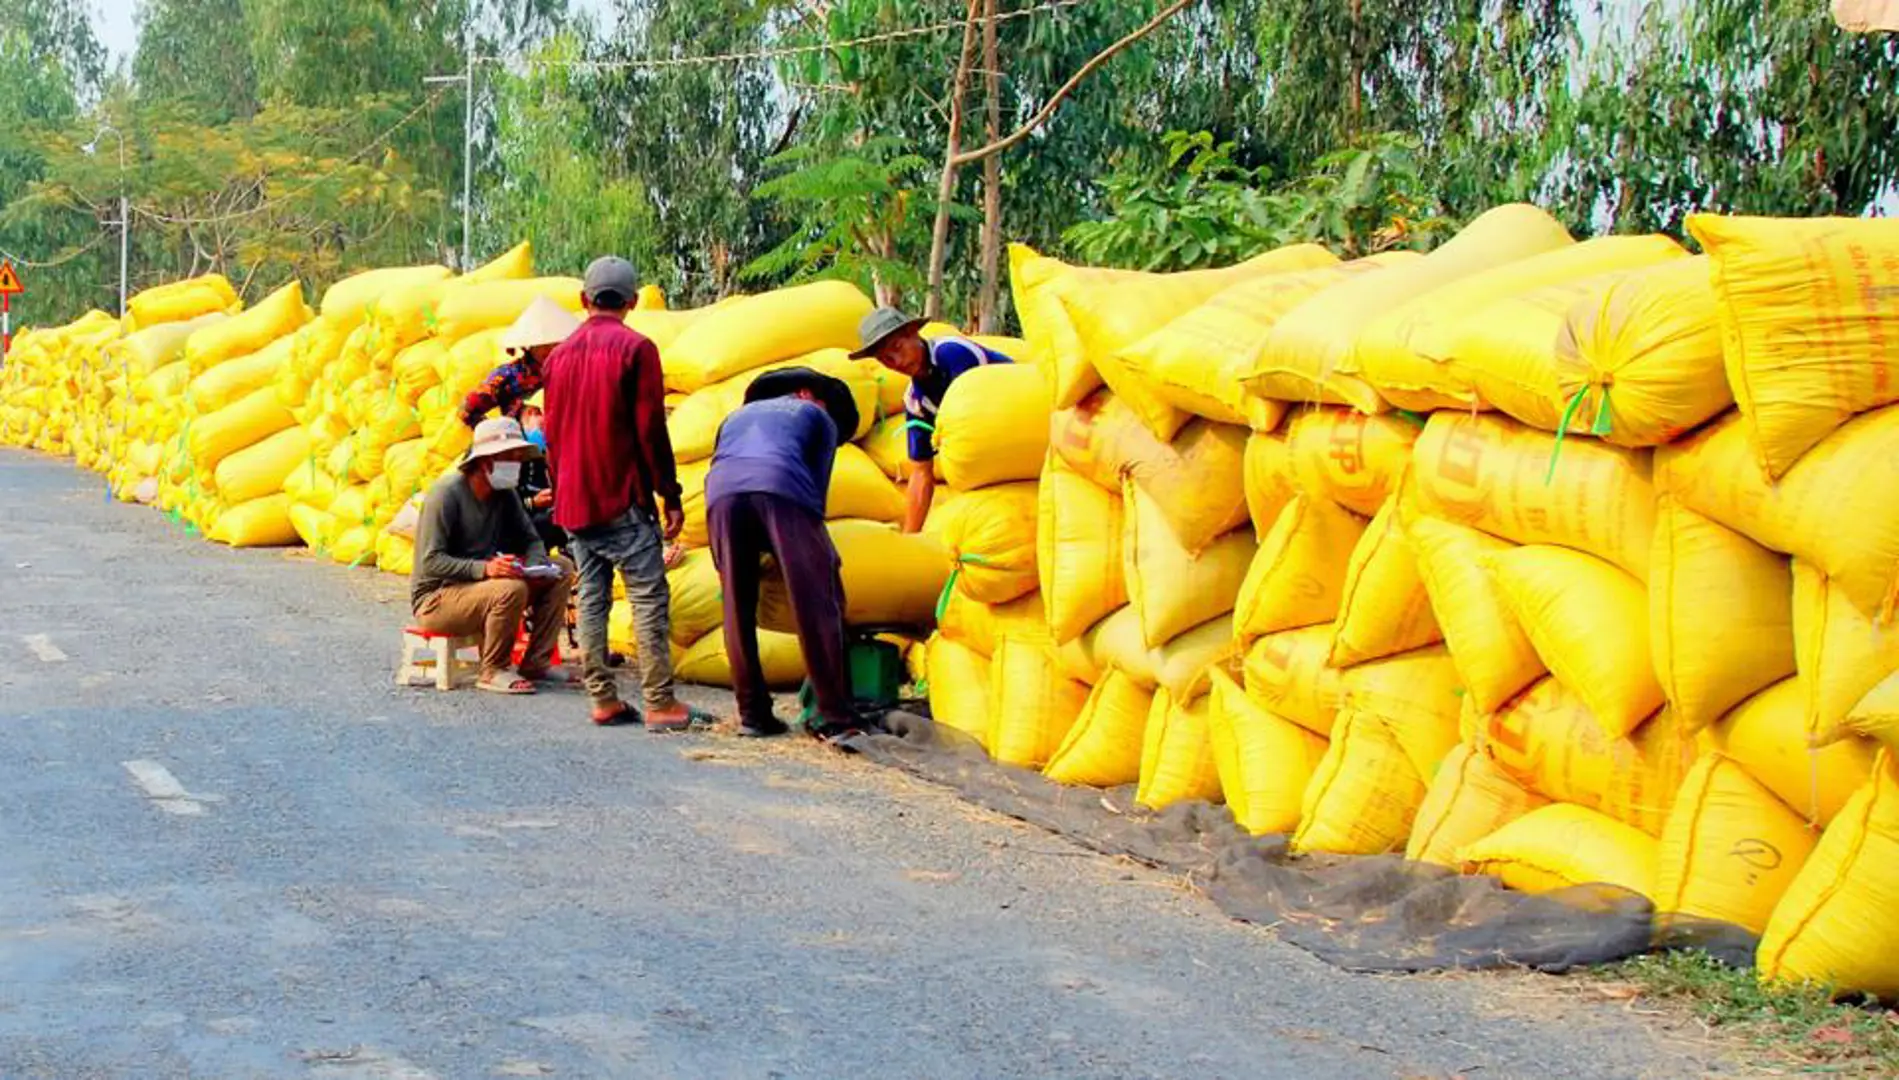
{"left": 0, "top": 228, "right": 113, "bottom": 270}
{"left": 130, "top": 91, "right": 447, "bottom": 228}
{"left": 491, "top": 0, "right": 1092, "bottom": 71}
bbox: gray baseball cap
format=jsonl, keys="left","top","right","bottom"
{"left": 582, "top": 256, "right": 639, "bottom": 305}
{"left": 849, "top": 306, "right": 927, "bottom": 359}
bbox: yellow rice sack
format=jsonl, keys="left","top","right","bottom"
{"left": 288, "top": 503, "right": 335, "bottom": 550}
{"left": 1232, "top": 495, "right": 1365, "bottom": 642}
{"left": 1412, "top": 411, "right": 1656, "bottom": 581}
{"left": 758, "top": 521, "right": 950, "bottom": 634}
{"left": 431, "top": 277, "right": 583, "bottom": 345}
{"left": 826, "top": 443, "right": 905, "bottom": 524}
{"left": 1243, "top": 431, "right": 1297, "bottom": 536}
{"left": 319, "top": 265, "right": 451, "bottom": 330}
{"left": 1460, "top": 804, "right": 1658, "bottom": 898}
{"left": 1659, "top": 406, "right": 1899, "bottom": 622}
{"left": 1341, "top": 645, "right": 1464, "bottom": 782}
{"left": 663, "top": 281, "right": 872, "bottom": 393}
{"left": 1442, "top": 268, "right": 1632, "bottom": 432}
{"left": 184, "top": 281, "right": 311, "bottom": 376}
{"left": 988, "top": 634, "right": 1089, "bottom": 769}
{"left": 930, "top": 481, "right": 1039, "bottom": 605}
{"left": 1844, "top": 672, "right": 1899, "bottom": 755}
{"left": 1044, "top": 667, "right": 1153, "bottom": 787}
{"left": 1292, "top": 710, "right": 1428, "bottom": 855}
{"left": 1487, "top": 544, "right": 1663, "bottom": 738}
{"left": 1206, "top": 668, "right": 1327, "bottom": 835}
{"left": 1651, "top": 498, "right": 1795, "bottom": 732}
{"left": 934, "top": 363, "right": 1051, "bottom": 491}
{"left": 663, "top": 549, "right": 726, "bottom": 648}
{"left": 1709, "top": 678, "right": 1876, "bottom": 828}
{"left": 1084, "top": 604, "right": 1159, "bottom": 689}
{"left": 186, "top": 333, "right": 296, "bottom": 416}
{"left": 1283, "top": 406, "right": 1419, "bottom": 517}
{"left": 126, "top": 274, "right": 238, "bottom": 330}
{"left": 209, "top": 493, "right": 299, "bottom": 548}
{"left": 116, "top": 311, "right": 227, "bottom": 381}
{"left": 1135, "top": 688, "right": 1224, "bottom": 810}
{"left": 1329, "top": 496, "right": 1441, "bottom": 667}
{"left": 1480, "top": 678, "right": 1691, "bottom": 836}
{"left": 676, "top": 627, "right": 805, "bottom": 689}
{"left": 1756, "top": 750, "right": 1899, "bottom": 998}
{"left": 1406, "top": 515, "right": 1545, "bottom": 713}
{"left": 1356, "top": 234, "right": 1687, "bottom": 412}
{"left": 213, "top": 425, "right": 310, "bottom": 505}
{"left": 189, "top": 386, "right": 297, "bottom": 471}
{"left": 927, "top": 635, "right": 993, "bottom": 749}
{"left": 1006, "top": 243, "right": 1143, "bottom": 404}
{"left": 1251, "top": 205, "right": 1573, "bottom": 411}
{"left": 1150, "top": 615, "right": 1241, "bottom": 704}
{"left": 1051, "top": 393, "right": 1249, "bottom": 553}
{"left": 1553, "top": 256, "right": 1728, "bottom": 447}
{"left": 375, "top": 532, "right": 415, "bottom": 576}
{"left": 1242, "top": 624, "right": 1345, "bottom": 737}
{"left": 936, "top": 588, "right": 1042, "bottom": 659}
{"left": 1688, "top": 213, "right": 1899, "bottom": 478}
{"left": 1038, "top": 457, "right": 1127, "bottom": 643}
{"left": 1062, "top": 245, "right": 1338, "bottom": 437}
{"left": 1654, "top": 753, "right": 1818, "bottom": 936}
{"left": 1792, "top": 563, "right": 1899, "bottom": 748}
{"left": 1124, "top": 480, "right": 1255, "bottom": 647}
{"left": 1405, "top": 745, "right": 1550, "bottom": 867}
{"left": 1110, "top": 259, "right": 1370, "bottom": 434}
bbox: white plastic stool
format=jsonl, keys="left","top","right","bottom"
{"left": 396, "top": 627, "right": 480, "bottom": 690}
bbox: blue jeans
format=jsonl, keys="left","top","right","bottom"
{"left": 568, "top": 507, "right": 676, "bottom": 711}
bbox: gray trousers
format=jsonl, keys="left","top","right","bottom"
{"left": 568, "top": 507, "right": 677, "bottom": 711}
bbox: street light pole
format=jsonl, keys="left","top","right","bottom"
{"left": 425, "top": 30, "right": 475, "bottom": 270}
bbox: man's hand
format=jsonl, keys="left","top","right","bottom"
{"left": 485, "top": 554, "right": 525, "bottom": 580}
{"left": 662, "top": 504, "right": 685, "bottom": 541}
{"left": 529, "top": 489, "right": 555, "bottom": 510}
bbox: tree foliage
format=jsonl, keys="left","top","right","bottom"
{"left": 4, "top": 0, "right": 1899, "bottom": 330}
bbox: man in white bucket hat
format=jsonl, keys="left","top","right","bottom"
{"left": 411, "top": 416, "right": 576, "bottom": 694}
{"left": 458, "top": 296, "right": 582, "bottom": 427}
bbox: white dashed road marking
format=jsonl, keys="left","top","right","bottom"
{"left": 122, "top": 760, "right": 215, "bottom": 816}
{"left": 22, "top": 634, "right": 67, "bottom": 663}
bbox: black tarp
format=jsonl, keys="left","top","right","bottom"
{"left": 854, "top": 711, "right": 1757, "bottom": 974}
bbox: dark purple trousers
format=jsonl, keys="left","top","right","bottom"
{"left": 706, "top": 492, "right": 853, "bottom": 728}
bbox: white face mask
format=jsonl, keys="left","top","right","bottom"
{"left": 488, "top": 460, "right": 523, "bottom": 490}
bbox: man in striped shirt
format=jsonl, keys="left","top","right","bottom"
{"left": 851, "top": 307, "right": 1012, "bottom": 533}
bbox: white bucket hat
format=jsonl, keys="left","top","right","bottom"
{"left": 499, "top": 296, "right": 582, "bottom": 353}
{"left": 460, "top": 416, "right": 541, "bottom": 469}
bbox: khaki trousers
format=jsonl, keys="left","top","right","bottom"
{"left": 415, "top": 555, "right": 575, "bottom": 678}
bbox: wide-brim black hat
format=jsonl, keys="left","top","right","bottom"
{"left": 745, "top": 366, "right": 861, "bottom": 438}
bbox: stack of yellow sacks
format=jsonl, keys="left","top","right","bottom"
{"left": 920, "top": 205, "right": 1899, "bottom": 1000}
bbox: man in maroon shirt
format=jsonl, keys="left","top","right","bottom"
{"left": 542, "top": 257, "right": 707, "bottom": 731}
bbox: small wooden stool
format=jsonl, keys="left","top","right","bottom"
{"left": 396, "top": 627, "right": 479, "bottom": 690}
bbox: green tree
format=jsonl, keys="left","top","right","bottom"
{"left": 134, "top": 0, "right": 259, "bottom": 124}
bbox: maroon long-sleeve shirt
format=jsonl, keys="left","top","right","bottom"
{"left": 542, "top": 313, "right": 681, "bottom": 533}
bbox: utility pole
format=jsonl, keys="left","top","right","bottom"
{"left": 82, "top": 125, "right": 129, "bottom": 317}
{"left": 424, "top": 28, "right": 475, "bottom": 270}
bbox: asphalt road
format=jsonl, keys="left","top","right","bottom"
{"left": 0, "top": 449, "right": 1730, "bottom": 1080}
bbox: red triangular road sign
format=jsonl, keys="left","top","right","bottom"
{"left": 0, "top": 261, "right": 21, "bottom": 296}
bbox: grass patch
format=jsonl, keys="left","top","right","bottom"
{"left": 1596, "top": 951, "right": 1899, "bottom": 1075}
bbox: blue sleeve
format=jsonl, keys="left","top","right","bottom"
{"left": 809, "top": 409, "right": 838, "bottom": 499}
{"left": 905, "top": 398, "right": 934, "bottom": 462}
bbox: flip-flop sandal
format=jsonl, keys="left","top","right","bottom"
{"left": 645, "top": 704, "right": 718, "bottom": 734}
{"left": 477, "top": 673, "right": 536, "bottom": 695}
{"left": 592, "top": 703, "right": 640, "bottom": 727}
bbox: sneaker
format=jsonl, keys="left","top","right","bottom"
{"left": 735, "top": 716, "right": 790, "bottom": 738}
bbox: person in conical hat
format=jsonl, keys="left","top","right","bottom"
{"left": 458, "top": 296, "right": 582, "bottom": 427}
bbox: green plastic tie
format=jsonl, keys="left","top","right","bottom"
{"left": 904, "top": 418, "right": 934, "bottom": 434}
{"left": 1395, "top": 408, "right": 1429, "bottom": 430}
{"left": 1590, "top": 386, "right": 1614, "bottom": 437}
{"left": 933, "top": 564, "right": 963, "bottom": 622}
{"left": 1544, "top": 385, "right": 1590, "bottom": 486}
